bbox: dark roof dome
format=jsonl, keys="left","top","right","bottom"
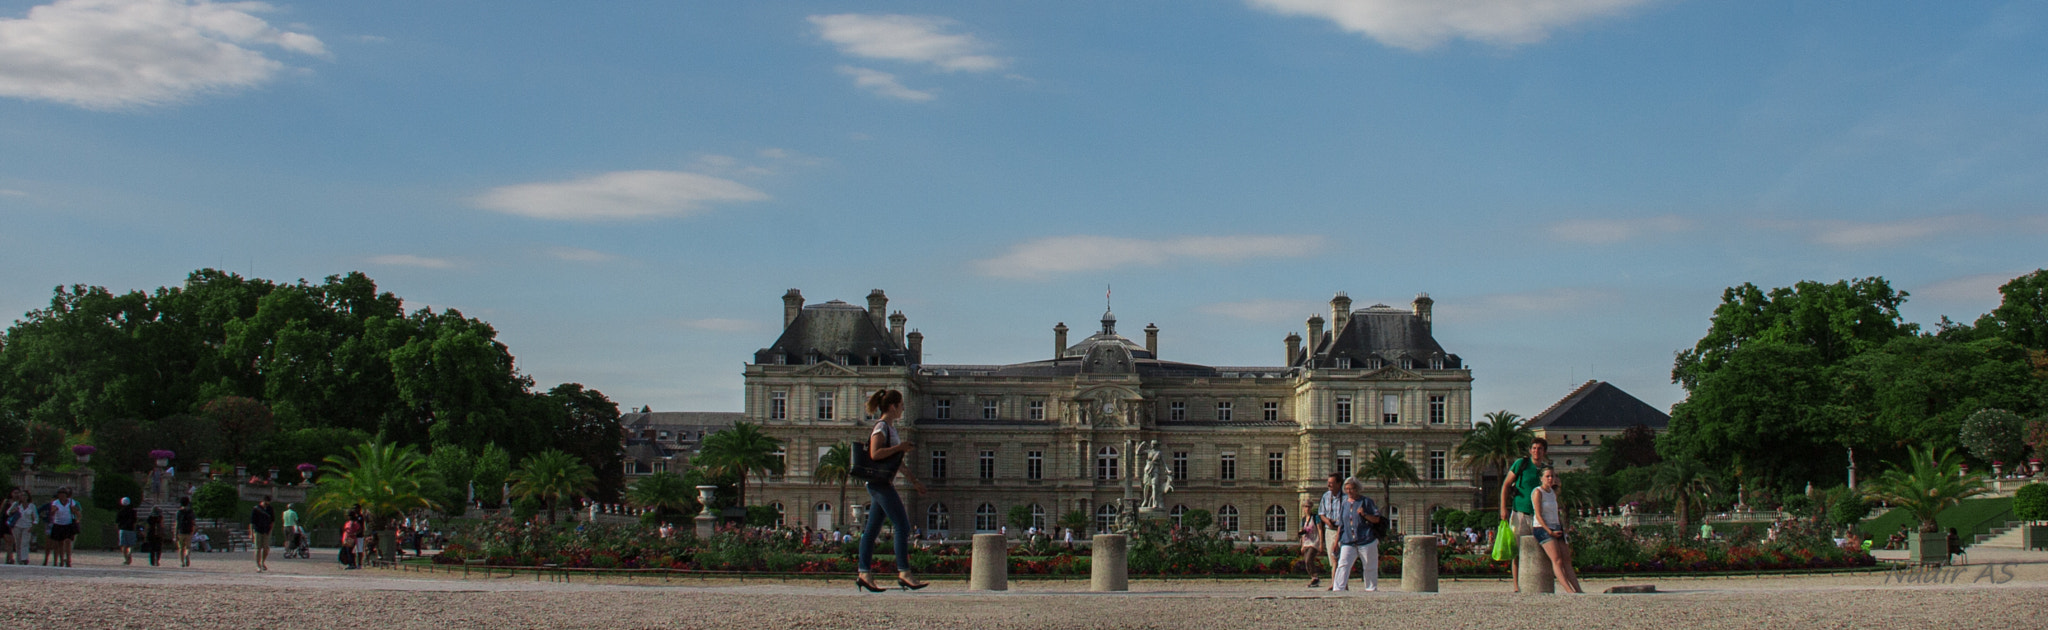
{"left": 1061, "top": 331, "right": 1152, "bottom": 359}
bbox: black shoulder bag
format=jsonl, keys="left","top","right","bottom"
{"left": 850, "top": 439, "right": 902, "bottom": 483}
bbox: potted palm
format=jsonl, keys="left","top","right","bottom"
{"left": 1864, "top": 446, "right": 1990, "bottom": 564}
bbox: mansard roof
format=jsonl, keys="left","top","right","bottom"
{"left": 923, "top": 357, "right": 1223, "bottom": 379}
{"left": 1527, "top": 381, "right": 1670, "bottom": 431}
{"left": 754, "top": 300, "right": 908, "bottom": 365}
{"left": 1298, "top": 307, "right": 1460, "bottom": 368}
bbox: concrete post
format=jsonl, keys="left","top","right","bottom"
{"left": 1517, "top": 535, "right": 1554, "bottom": 593}
{"left": 970, "top": 533, "right": 1008, "bottom": 591}
{"left": 1402, "top": 535, "right": 1438, "bottom": 593}
{"left": 1090, "top": 534, "right": 1128, "bottom": 592}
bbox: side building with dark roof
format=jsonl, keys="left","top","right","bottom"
{"left": 621, "top": 410, "right": 742, "bottom": 478}
{"left": 745, "top": 289, "right": 1480, "bottom": 540}
{"left": 1526, "top": 380, "right": 1671, "bottom": 472}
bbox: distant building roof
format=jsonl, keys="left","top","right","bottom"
{"left": 1527, "top": 381, "right": 1670, "bottom": 431}
{"left": 622, "top": 411, "right": 743, "bottom": 430}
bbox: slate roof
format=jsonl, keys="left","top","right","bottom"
{"left": 1303, "top": 307, "right": 1460, "bottom": 368}
{"left": 754, "top": 300, "right": 908, "bottom": 365}
{"left": 1526, "top": 381, "right": 1670, "bottom": 431}
{"left": 622, "top": 411, "right": 743, "bottom": 431}
{"left": 924, "top": 358, "right": 1223, "bottom": 379}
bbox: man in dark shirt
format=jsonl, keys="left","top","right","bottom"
{"left": 175, "top": 496, "right": 197, "bottom": 567}
{"left": 250, "top": 496, "right": 276, "bottom": 573}
{"left": 116, "top": 498, "right": 139, "bottom": 565}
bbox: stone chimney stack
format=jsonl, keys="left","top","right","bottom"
{"left": 1054, "top": 322, "right": 1069, "bottom": 359}
{"left": 1285, "top": 332, "right": 1302, "bottom": 366}
{"left": 889, "top": 311, "right": 907, "bottom": 346}
{"left": 906, "top": 330, "right": 923, "bottom": 365}
{"left": 866, "top": 289, "right": 888, "bottom": 329}
{"left": 782, "top": 289, "right": 804, "bottom": 328}
{"left": 1330, "top": 292, "right": 1352, "bottom": 336}
{"left": 1306, "top": 315, "right": 1325, "bottom": 354}
{"left": 1144, "top": 323, "right": 1159, "bottom": 357}
{"left": 1413, "top": 292, "right": 1434, "bottom": 334}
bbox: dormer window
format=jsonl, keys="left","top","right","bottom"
{"left": 775, "top": 354, "right": 787, "bottom": 365}
{"left": 1430, "top": 357, "right": 1443, "bottom": 370}
{"left": 1335, "top": 357, "right": 1351, "bottom": 369}
{"left": 805, "top": 353, "right": 818, "bottom": 365}
{"left": 839, "top": 353, "right": 852, "bottom": 365}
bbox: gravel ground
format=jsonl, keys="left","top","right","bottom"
{"left": 2, "top": 551, "right": 2045, "bottom": 629}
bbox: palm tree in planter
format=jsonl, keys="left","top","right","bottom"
{"left": 812, "top": 442, "right": 852, "bottom": 529}
{"left": 509, "top": 449, "right": 598, "bottom": 525}
{"left": 312, "top": 441, "right": 441, "bottom": 562}
{"left": 1359, "top": 447, "right": 1421, "bottom": 525}
{"left": 1865, "top": 446, "right": 1990, "bottom": 563}
{"left": 696, "top": 422, "right": 784, "bottom": 509}
{"left": 626, "top": 471, "right": 695, "bottom": 524}
{"left": 1650, "top": 456, "right": 1718, "bottom": 540}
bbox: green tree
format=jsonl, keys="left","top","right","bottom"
{"left": 626, "top": 471, "right": 694, "bottom": 523}
{"left": 201, "top": 396, "right": 274, "bottom": 465}
{"left": 812, "top": 442, "right": 851, "bottom": 529}
{"left": 192, "top": 479, "right": 241, "bottom": 519}
{"left": 543, "top": 383, "right": 625, "bottom": 501}
{"left": 1059, "top": 509, "right": 1089, "bottom": 535}
{"left": 2014, "top": 483, "right": 2048, "bottom": 522}
{"left": 471, "top": 443, "right": 512, "bottom": 508}
{"left": 695, "top": 422, "right": 784, "bottom": 508}
{"left": 1828, "top": 487, "right": 1873, "bottom": 529}
{"left": 1651, "top": 457, "right": 1718, "bottom": 539}
{"left": 1180, "top": 509, "right": 1213, "bottom": 533}
{"left": 1834, "top": 335, "right": 2043, "bottom": 461}
{"left": 1865, "top": 446, "right": 1991, "bottom": 533}
{"left": 1588, "top": 424, "right": 1661, "bottom": 475}
{"left": 311, "top": 441, "right": 440, "bottom": 560}
{"left": 1007, "top": 504, "right": 1034, "bottom": 532}
{"left": 509, "top": 449, "right": 598, "bottom": 525}
{"left": 1976, "top": 269, "right": 2048, "bottom": 350}
{"left": 425, "top": 444, "right": 477, "bottom": 512}
{"left": 1958, "top": 408, "right": 2029, "bottom": 467}
{"left": 1358, "top": 447, "right": 1420, "bottom": 511}
{"left": 1456, "top": 410, "right": 1532, "bottom": 506}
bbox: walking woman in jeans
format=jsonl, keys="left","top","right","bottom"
{"left": 856, "top": 389, "right": 930, "bottom": 592}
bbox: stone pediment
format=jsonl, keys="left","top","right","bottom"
{"left": 1367, "top": 366, "right": 1427, "bottom": 381}
{"left": 792, "top": 361, "right": 861, "bottom": 377}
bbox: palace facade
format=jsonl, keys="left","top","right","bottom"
{"left": 744, "top": 289, "right": 1481, "bottom": 541}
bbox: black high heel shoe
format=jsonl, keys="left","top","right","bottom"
{"left": 897, "top": 577, "right": 930, "bottom": 591}
{"left": 855, "top": 576, "right": 885, "bottom": 593}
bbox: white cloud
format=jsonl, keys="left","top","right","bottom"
{"left": 1807, "top": 216, "right": 1965, "bottom": 248}
{"left": 368, "top": 254, "right": 456, "bottom": 269}
{"left": 1435, "top": 287, "right": 1616, "bottom": 322}
{"left": 837, "top": 65, "right": 934, "bottom": 102}
{"left": 1916, "top": 272, "right": 2027, "bottom": 304}
{"left": 1246, "top": 0, "right": 1651, "bottom": 51}
{"left": 0, "top": 0, "right": 327, "bottom": 109}
{"left": 679, "top": 318, "right": 760, "bottom": 333}
{"left": 809, "top": 13, "right": 1004, "bottom": 72}
{"left": 1199, "top": 299, "right": 1325, "bottom": 323}
{"left": 473, "top": 170, "right": 768, "bottom": 221}
{"left": 974, "top": 234, "right": 1324, "bottom": 280}
{"left": 1545, "top": 215, "right": 1691, "bottom": 244}
{"left": 0, "top": 189, "right": 26, "bottom": 197}
{"left": 544, "top": 247, "right": 617, "bottom": 263}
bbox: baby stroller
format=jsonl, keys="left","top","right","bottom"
{"left": 283, "top": 527, "right": 311, "bottom": 559}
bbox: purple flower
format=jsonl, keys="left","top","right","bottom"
{"left": 72, "top": 445, "right": 97, "bottom": 456}
{"left": 297, "top": 463, "right": 317, "bottom": 472}
{"left": 149, "top": 449, "right": 176, "bottom": 460}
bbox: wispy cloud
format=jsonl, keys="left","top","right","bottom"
{"left": 974, "top": 234, "right": 1324, "bottom": 280}
{"left": 1199, "top": 299, "right": 1325, "bottom": 323}
{"left": 0, "top": 189, "right": 26, "bottom": 197}
{"left": 1246, "top": 0, "right": 1651, "bottom": 51}
{"left": 809, "top": 14, "right": 1005, "bottom": 72}
{"left": 678, "top": 318, "right": 760, "bottom": 333}
{"left": 1806, "top": 216, "right": 1967, "bottom": 249}
{"left": 544, "top": 247, "right": 617, "bottom": 263}
{"left": 836, "top": 66, "right": 934, "bottom": 101}
{"left": 1435, "top": 287, "right": 1617, "bottom": 322}
{"left": 1545, "top": 215, "right": 1691, "bottom": 244}
{"left": 368, "top": 254, "right": 457, "bottom": 269}
{"left": 1915, "top": 271, "right": 2029, "bottom": 304}
{"left": 0, "top": 0, "right": 327, "bottom": 109}
{"left": 473, "top": 170, "right": 767, "bottom": 221}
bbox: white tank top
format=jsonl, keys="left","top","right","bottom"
{"left": 1538, "top": 489, "right": 1560, "bottom": 527}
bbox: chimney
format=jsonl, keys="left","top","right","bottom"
{"left": 867, "top": 289, "right": 888, "bottom": 329}
{"left": 1285, "top": 332, "right": 1302, "bottom": 366}
{"left": 1413, "top": 292, "right": 1434, "bottom": 334}
{"left": 1144, "top": 323, "right": 1159, "bottom": 357}
{"left": 1330, "top": 292, "right": 1352, "bottom": 336}
{"left": 782, "top": 289, "right": 804, "bottom": 328}
{"left": 1306, "top": 314, "right": 1325, "bottom": 355}
{"left": 906, "top": 330, "right": 923, "bottom": 365}
{"left": 889, "top": 311, "right": 907, "bottom": 346}
{"left": 1054, "top": 322, "right": 1069, "bottom": 359}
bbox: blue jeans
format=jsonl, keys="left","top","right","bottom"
{"left": 859, "top": 481, "right": 912, "bottom": 574}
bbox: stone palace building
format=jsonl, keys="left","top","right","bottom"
{"left": 744, "top": 289, "right": 1481, "bottom": 541}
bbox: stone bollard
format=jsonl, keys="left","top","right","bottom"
{"left": 970, "top": 533, "right": 1009, "bottom": 591}
{"left": 1091, "top": 534, "right": 1128, "bottom": 592}
{"left": 1517, "top": 534, "right": 1554, "bottom": 593}
{"left": 1402, "top": 535, "right": 1438, "bottom": 593}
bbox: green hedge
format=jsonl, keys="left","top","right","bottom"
{"left": 1858, "top": 497, "right": 2014, "bottom": 540}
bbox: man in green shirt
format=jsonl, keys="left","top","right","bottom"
{"left": 281, "top": 504, "right": 302, "bottom": 555}
{"left": 1498, "top": 438, "right": 1548, "bottom": 592}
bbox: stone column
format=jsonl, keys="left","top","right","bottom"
{"left": 1517, "top": 535, "right": 1554, "bottom": 593}
{"left": 1402, "top": 535, "right": 1438, "bottom": 592}
{"left": 970, "top": 533, "right": 1008, "bottom": 591}
{"left": 1091, "top": 534, "right": 1128, "bottom": 592}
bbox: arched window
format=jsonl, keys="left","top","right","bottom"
{"left": 1217, "top": 505, "right": 1239, "bottom": 533}
{"left": 815, "top": 502, "right": 834, "bottom": 530}
{"left": 1169, "top": 504, "right": 1188, "bottom": 527}
{"left": 1029, "top": 503, "right": 1047, "bottom": 531}
{"left": 1094, "top": 504, "right": 1119, "bottom": 534}
{"left": 1096, "top": 446, "right": 1120, "bottom": 480}
{"left": 1264, "top": 505, "right": 1287, "bottom": 533}
{"left": 769, "top": 501, "right": 785, "bottom": 527}
{"left": 926, "top": 503, "right": 950, "bottom": 533}
{"left": 976, "top": 503, "right": 999, "bottom": 532}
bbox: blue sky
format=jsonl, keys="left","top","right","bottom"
{"left": 3, "top": 0, "right": 2046, "bottom": 419}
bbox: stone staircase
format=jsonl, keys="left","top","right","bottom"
{"left": 1975, "top": 521, "right": 2030, "bottom": 549}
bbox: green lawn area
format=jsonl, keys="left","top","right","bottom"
{"left": 1857, "top": 497, "right": 2015, "bottom": 541}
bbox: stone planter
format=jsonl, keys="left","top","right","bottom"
{"left": 1908, "top": 531, "right": 1950, "bottom": 564}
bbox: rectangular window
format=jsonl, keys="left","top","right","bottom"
{"left": 1263, "top": 402, "right": 1278, "bottom": 422}
{"left": 1026, "top": 450, "right": 1043, "bottom": 480}
{"left": 1029, "top": 400, "right": 1045, "bottom": 421}
{"left": 1336, "top": 357, "right": 1351, "bottom": 369}
{"left": 1429, "top": 450, "right": 1447, "bottom": 481}
{"left": 935, "top": 399, "right": 952, "bottom": 420}
{"left": 982, "top": 398, "right": 998, "bottom": 420}
{"left": 771, "top": 447, "right": 786, "bottom": 478}
{"left": 770, "top": 391, "right": 787, "bottom": 420}
{"left": 1429, "top": 395, "right": 1446, "bottom": 424}
{"left": 1219, "top": 452, "right": 1237, "bottom": 481}
{"left": 1171, "top": 451, "right": 1188, "bottom": 481}
{"left": 1216, "top": 401, "right": 1233, "bottom": 422}
{"left": 1335, "top": 450, "right": 1352, "bottom": 481}
{"left": 1268, "top": 452, "right": 1285, "bottom": 481}
{"left": 980, "top": 449, "right": 996, "bottom": 480}
{"left": 1170, "top": 401, "right": 1186, "bottom": 422}
{"left": 1334, "top": 396, "right": 1352, "bottom": 424}
{"left": 930, "top": 450, "right": 947, "bottom": 479}
{"left": 1381, "top": 393, "right": 1399, "bottom": 424}
{"left": 817, "top": 391, "right": 835, "bottom": 420}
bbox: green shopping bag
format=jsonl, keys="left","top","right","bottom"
{"left": 1490, "top": 519, "right": 1515, "bottom": 561}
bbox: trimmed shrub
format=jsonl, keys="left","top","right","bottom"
{"left": 2016, "top": 483, "right": 2048, "bottom": 522}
